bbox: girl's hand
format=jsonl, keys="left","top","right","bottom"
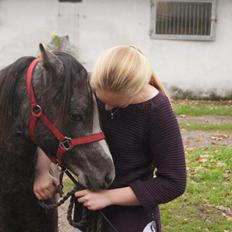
{"left": 33, "top": 170, "right": 58, "bottom": 200}
{"left": 75, "top": 189, "right": 112, "bottom": 211}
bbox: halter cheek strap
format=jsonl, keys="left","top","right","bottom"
{"left": 26, "top": 59, "right": 105, "bottom": 165}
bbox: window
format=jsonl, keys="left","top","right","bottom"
{"left": 59, "top": 0, "right": 82, "bottom": 2}
{"left": 150, "top": 0, "right": 217, "bottom": 40}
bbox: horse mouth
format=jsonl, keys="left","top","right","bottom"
{"left": 76, "top": 172, "right": 112, "bottom": 190}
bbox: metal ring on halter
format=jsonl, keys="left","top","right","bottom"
{"left": 59, "top": 136, "right": 73, "bottom": 151}
{"left": 32, "top": 104, "right": 42, "bottom": 117}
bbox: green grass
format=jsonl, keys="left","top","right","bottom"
{"left": 160, "top": 147, "right": 232, "bottom": 232}
{"left": 180, "top": 122, "right": 232, "bottom": 132}
{"left": 63, "top": 176, "right": 75, "bottom": 192}
{"left": 174, "top": 104, "right": 232, "bottom": 116}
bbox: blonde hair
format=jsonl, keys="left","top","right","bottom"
{"left": 90, "top": 45, "right": 165, "bottom": 97}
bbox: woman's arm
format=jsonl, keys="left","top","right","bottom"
{"left": 33, "top": 148, "right": 58, "bottom": 200}
{"left": 75, "top": 186, "right": 140, "bottom": 211}
{"left": 129, "top": 96, "right": 187, "bottom": 210}
{"left": 35, "top": 147, "right": 52, "bottom": 173}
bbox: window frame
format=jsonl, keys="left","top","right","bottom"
{"left": 150, "top": 0, "right": 217, "bottom": 41}
{"left": 59, "top": 0, "right": 82, "bottom": 2}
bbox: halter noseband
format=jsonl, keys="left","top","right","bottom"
{"left": 26, "top": 59, "right": 105, "bottom": 165}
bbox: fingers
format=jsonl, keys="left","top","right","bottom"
{"left": 75, "top": 191, "right": 89, "bottom": 204}
{"left": 77, "top": 196, "right": 88, "bottom": 204}
{"left": 74, "top": 190, "right": 96, "bottom": 210}
{"left": 34, "top": 188, "right": 42, "bottom": 200}
{"left": 83, "top": 201, "right": 91, "bottom": 208}
{"left": 34, "top": 186, "right": 55, "bottom": 200}
{"left": 75, "top": 190, "right": 88, "bottom": 198}
{"left": 33, "top": 179, "right": 57, "bottom": 200}
{"left": 77, "top": 196, "right": 92, "bottom": 209}
{"left": 35, "top": 187, "right": 54, "bottom": 200}
{"left": 75, "top": 190, "right": 90, "bottom": 207}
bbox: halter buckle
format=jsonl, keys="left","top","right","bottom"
{"left": 59, "top": 137, "right": 73, "bottom": 151}
{"left": 32, "top": 104, "right": 42, "bottom": 117}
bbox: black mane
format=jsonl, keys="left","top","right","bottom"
{"left": 0, "top": 56, "right": 35, "bottom": 141}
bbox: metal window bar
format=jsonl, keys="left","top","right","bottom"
{"left": 204, "top": 3, "right": 208, "bottom": 35}
{"left": 176, "top": 3, "right": 180, "bottom": 34}
{"left": 151, "top": 0, "right": 216, "bottom": 40}
{"left": 185, "top": 2, "right": 188, "bottom": 35}
{"left": 189, "top": 3, "right": 192, "bottom": 35}
{"left": 199, "top": 3, "right": 203, "bottom": 35}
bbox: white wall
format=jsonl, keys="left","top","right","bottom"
{"left": 77, "top": 0, "right": 232, "bottom": 97}
{"left": 0, "top": 0, "right": 231, "bottom": 98}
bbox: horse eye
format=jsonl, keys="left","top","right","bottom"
{"left": 70, "top": 113, "right": 83, "bottom": 121}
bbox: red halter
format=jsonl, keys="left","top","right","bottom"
{"left": 26, "top": 59, "right": 105, "bottom": 165}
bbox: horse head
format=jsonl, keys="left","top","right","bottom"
{"left": 0, "top": 44, "right": 115, "bottom": 190}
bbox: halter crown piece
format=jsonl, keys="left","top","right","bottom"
{"left": 26, "top": 59, "right": 105, "bottom": 165}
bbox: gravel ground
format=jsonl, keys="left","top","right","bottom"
{"left": 177, "top": 115, "right": 232, "bottom": 124}
{"left": 58, "top": 200, "right": 74, "bottom": 232}
{"left": 178, "top": 115, "right": 232, "bottom": 148}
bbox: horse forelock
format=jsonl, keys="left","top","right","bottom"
{"left": 60, "top": 52, "right": 88, "bottom": 120}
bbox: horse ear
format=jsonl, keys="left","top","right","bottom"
{"left": 38, "top": 43, "right": 64, "bottom": 74}
{"left": 39, "top": 43, "right": 49, "bottom": 63}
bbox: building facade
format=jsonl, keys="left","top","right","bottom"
{"left": 0, "top": 0, "right": 231, "bottom": 98}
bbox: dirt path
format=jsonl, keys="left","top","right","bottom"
{"left": 178, "top": 115, "right": 232, "bottom": 124}
{"left": 181, "top": 129, "right": 231, "bottom": 148}
{"left": 58, "top": 200, "right": 73, "bottom": 232}
{"left": 178, "top": 115, "right": 232, "bottom": 148}
{"left": 58, "top": 115, "right": 232, "bottom": 232}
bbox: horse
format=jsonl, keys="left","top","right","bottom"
{"left": 0, "top": 44, "right": 115, "bottom": 232}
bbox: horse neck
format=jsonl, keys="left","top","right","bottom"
{"left": 0, "top": 122, "right": 37, "bottom": 194}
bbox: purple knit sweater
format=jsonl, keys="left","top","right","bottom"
{"left": 97, "top": 92, "right": 186, "bottom": 232}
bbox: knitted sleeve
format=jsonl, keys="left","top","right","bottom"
{"left": 130, "top": 96, "right": 186, "bottom": 210}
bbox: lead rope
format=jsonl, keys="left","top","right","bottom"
{"left": 38, "top": 168, "right": 119, "bottom": 232}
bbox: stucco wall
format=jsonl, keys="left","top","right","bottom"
{"left": 0, "top": 0, "right": 57, "bottom": 64}
{"left": 0, "top": 0, "right": 231, "bottom": 98}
